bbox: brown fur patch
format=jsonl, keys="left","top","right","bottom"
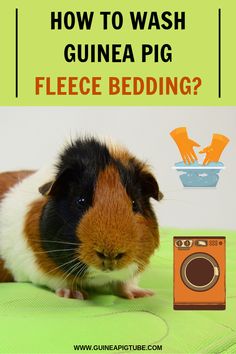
{"left": 108, "top": 144, "right": 133, "bottom": 167}
{"left": 133, "top": 213, "right": 159, "bottom": 272}
{"left": 0, "top": 170, "right": 35, "bottom": 201}
{"left": 77, "top": 165, "right": 159, "bottom": 273}
{"left": 0, "top": 259, "right": 14, "bottom": 282}
{"left": 108, "top": 144, "right": 151, "bottom": 173}
{"left": 108, "top": 145, "right": 162, "bottom": 199}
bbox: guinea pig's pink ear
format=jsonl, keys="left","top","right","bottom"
{"left": 141, "top": 171, "right": 163, "bottom": 201}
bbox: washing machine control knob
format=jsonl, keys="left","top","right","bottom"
{"left": 184, "top": 240, "right": 191, "bottom": 246}
{"left": 176, "top": 240, "right": 183, "bottom": 247}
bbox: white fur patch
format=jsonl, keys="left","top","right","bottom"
{"left": 0, "top": 166, "right": 67, "bottom": 291}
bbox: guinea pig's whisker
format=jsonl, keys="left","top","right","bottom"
{"left": 71, "top": 264, "right": 87, "bottom": 291}
{"left": 18, "top": 250, "right": 77, "bottom": 265}
{"left": 71, "top": 271, "right": 79, "bottom": 293}
{"left": 56, "top": 260, "right": 80, "bottom": 285}
{"left": 68, "top": 260, "right": 85, "bottom": 277}
{"left": 72, "top": 264, "right": 86, "bottom": 292}
{"left": 18, "top": 251, "right": 68, "bottom": 265}
{"left": 76, "top": 264, "right": 87, "bottom": 279}
{"left": 79, "top": 276, "right": 86, "bottom": 292}
{"left": 59, "top": 259, "right": 86, "bottom": 290}
{"left": 29, "top": 239, "right": 80, "bottom": 246}
{"left": 33, "top": 248, "right": 77, "bottom": 255}
{"left": 133, "top": 258, "right": 146, "bottom": 269}
{"left": 72, "top": 266, "right": 85, "bottom": 290}
{"left": 59, "top": 261, "right": 81, "bottom": 286}
{"left": 136, "top": 260, "right": 146, "bottom": 268}
{"left": 72, "top": 264, "right": 86, "bottom": 280}
{"left": 46, "top": 257, "right": 79, "bottom": 275}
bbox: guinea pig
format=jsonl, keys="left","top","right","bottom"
{"left": 0, "top": 138, "right": 163, "bottom": 299}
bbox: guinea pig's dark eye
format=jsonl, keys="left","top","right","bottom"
{"left": 75, "top": 197, "right": 86, "bottom": 208}
{"left": 132, "top": 200, "right": 139, "bottom": 213}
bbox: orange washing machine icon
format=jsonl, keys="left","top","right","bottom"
{"left": 174, "top": 237, "right": 226, "bottom": 310}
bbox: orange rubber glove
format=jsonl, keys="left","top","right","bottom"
{"left": 199, "top": 134, "right": 229, "bottom": 165}
{"left": 170, "top": 127, "right": 200, "bottom": 164}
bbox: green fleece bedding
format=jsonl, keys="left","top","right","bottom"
{"left": 0, "top": 228, "right": 235, "bottom": 354}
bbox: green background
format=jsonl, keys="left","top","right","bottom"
{"left": 0, "top": 0, "right": 235, "bottom": 105}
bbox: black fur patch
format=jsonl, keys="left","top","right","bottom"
{"left": 39, "top": 138, "right": 112, "bottom": 276}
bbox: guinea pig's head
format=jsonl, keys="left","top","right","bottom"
{"left": 39, "top": 138, "right": 163, "bottom": 280}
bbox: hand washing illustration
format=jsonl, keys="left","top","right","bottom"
{"left": 170, "top": 127, "right": 229, "bottom": 187}
{"left": 170, "top": 127, "right": 200, "bottom": 164}
{"left": 199, "top": 133, "right": 229, "bottom": 165}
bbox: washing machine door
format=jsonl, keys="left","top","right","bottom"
{"left": 181, "top": 252, "right": 220, "bottom": 291}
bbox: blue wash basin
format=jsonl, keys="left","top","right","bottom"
{"left": 173, "top": 161, "right": 225, "bottom": 187}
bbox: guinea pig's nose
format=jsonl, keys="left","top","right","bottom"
{"left": 96, "top": 251, "right": 125, "bottom": 261}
